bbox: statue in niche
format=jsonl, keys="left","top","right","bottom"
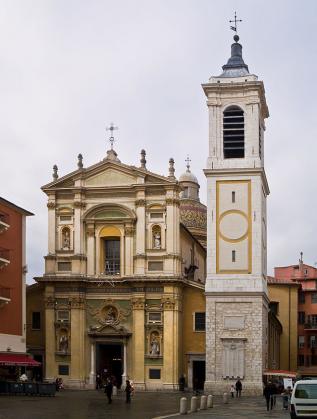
{"left": 150, "top": 333, "right": 160, "bottom": 355}
{"left": 59, "top": 334, "right": 68, "bottom": 352}
{"left": 62, "top": 228, "right": 70, "bottom": 250}
{"left": 153, "top": 230, "right": 161, "bottom": 249}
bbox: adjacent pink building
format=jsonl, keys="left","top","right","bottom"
{"left": 275, "top": 256, "right": 317, "bottom": 377}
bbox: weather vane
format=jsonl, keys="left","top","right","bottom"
{"left": 106, "top": 122, "right": 118, "bottom": 149}
{"left": 229, "top": 11, "right": 242, "bottom": 33}
{"left": 185, "top": 155, "right": 191, "bottom": 172}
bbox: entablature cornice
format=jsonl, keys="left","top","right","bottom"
{"left": 202, "top": 80, "right": 269, "bottom": 118}
{"left": 203, "top": 167, "right": 270, "bottom": 195}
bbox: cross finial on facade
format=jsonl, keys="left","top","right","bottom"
{"left": 106, "top": 122, "right": 118, "bottom": 149}
{"left": 229, "top": 11, "right": 242, "bottom": 33}
{"left": 185, "top": 155, "right": 191, "bottom": 172}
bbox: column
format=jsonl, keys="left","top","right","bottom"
{"left": 122, "top": 339, "right": 127, "bottom": 384}
{"left": 135, "top": 192, "right": 146, "bottom": 275}
{"left": 73, "top": 196, "right": 85, "bottom": 255}
{"left": 89, "top": 341, "right": 96, "bottom": 386}
{"left": 162, "top": 289, "right": 181, "bottom": 390}
{"left": 44, "top": 286, "right": 56, "bottom": 381}
{"left": 86, "top": 224, "right": 95, "bottom": 275}
{"left": 124, "top": 226, "right": 134, "bottom": 276}
{"left": 47, "top": 198, "right": 56, "bottom": 254}
{"left": 132, "top": 297, "right": 145, "bottom": 389}
{"left": 69, "top": 296, "right": 86, "bottom": 388}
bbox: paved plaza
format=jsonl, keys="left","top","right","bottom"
{"left": 0, "top": 390, "right": 290, "bottom": 419}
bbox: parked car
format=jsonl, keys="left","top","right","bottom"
{"left": 290, "top": 380, "right": 317, "bottom": 418}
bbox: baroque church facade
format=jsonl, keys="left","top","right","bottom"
{"left": 203, "top": 34, "right": 270, "bottom": 395}
{"left": 35, "top": 146, "right": 207, "bottom": 390}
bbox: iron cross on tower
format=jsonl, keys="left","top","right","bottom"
{"left": 229, "top": 12, "right": 242, "bottom": 33}
{"left": 106, "top": 122, "right": 118, "bottom": 149}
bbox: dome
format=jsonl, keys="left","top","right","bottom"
{"left": 180, "top": 200, "right": 207, "bottom": 248}
{"left": 179, "top": 170, "right": 198, "bottom": 184}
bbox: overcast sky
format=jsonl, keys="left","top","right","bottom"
{"left": 1, "top": 0, "right": 316, "bottom": 283}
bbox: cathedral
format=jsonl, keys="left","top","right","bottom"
{"left": 28, "top": 26, "right": 273, "bottom": 393}
{"left": 33, "top": 144, "right": 207, "bottom": 390}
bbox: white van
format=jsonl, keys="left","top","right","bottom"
{"left": 290, "top": 380, "right": 317, "bottom": 418}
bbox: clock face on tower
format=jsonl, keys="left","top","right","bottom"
{"left": 216, "top": 180, "right": 252, "bottom": 274}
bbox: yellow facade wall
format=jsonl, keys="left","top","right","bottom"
{"left": 268, "top": 283, "right": 299, "bottom": 372}
{"left": 182, "top": 285, "right": 205, "bottom": 383}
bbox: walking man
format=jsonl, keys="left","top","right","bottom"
{"left": 235, "top": 379, "right": 242, "bottom": 398}
{"left": 105, "top": 378, "right": 113, "bottom": 404}
{"left": 263, "top": 381, "right": 275, "bottom": 411}
{"left": 125, "top": 379, "right": 132, "bottom": 403}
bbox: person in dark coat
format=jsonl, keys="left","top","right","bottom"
{"left": 125, "top": 380, "right": 132, "bottom": 403}
{"left": 263, "top": 381, "right": 275, "bottom": 411}
{"left": 96, "top": 374, "right": 102, "bottom": 390}
{"left": 179, "top": 375, "right": 185, "bottom": 391}
{"left": 235, "top": 379, "right": 242, "bottom": 397}
{"left": 105, "top": 379, "right": 113, "bottom": 404}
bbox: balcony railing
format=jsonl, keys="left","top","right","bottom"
{"left": 104, "top": 261, "right": 120, "bottom": 276}
{"left": 304, "top": 322, "right": 317, "bottom": 330}
{"left": 0, "top": 248, "right": 10, "bottom": 269}
{"left": 0, "top": 287, "right": 11, "bottom": 307}
{"left": 0, "top": 213, "right": 10, "bottom": 233}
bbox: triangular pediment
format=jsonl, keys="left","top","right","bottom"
{"left": 85, "top": 167, "right": 137, "bottom": 187}
{"left": 42, "top": 156, "right": 177, "bottom": 192}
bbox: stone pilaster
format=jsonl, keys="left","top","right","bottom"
{"left": 162, "top": 290, "right": 181, "bottom": 390}
{"left": 132, "top": 296, "right": 145, "bottom": 389}
{"left": 44, "top": 287, "right": 56, "bottom": 381}
{"left": 47, "top": 197, "right": 56, "bottom": 254}
{"left": 135, "top": 193, "right": 146, "bottom": 275}
{"left": 69, "top": 296, "right": 86, "bottom": 388}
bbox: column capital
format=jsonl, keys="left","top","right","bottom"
{"left": 47, "top": 201, "right": 56, "bottom": 209}
{"left": 44, "top": 296, "right": 56, "bottom": 309}
{"left": 74, "top": 201, "right": 86, "bottom": 209}
{"left": 165, "top": 198, "right": 180, "bottom": 207}
{"left": 132, "top": 297, "right": 145, "bottom": 310}
{"left": 135, "top": 199, "right": 146, "bottom": 208}
{"left": 70, "top": 296, "right": 86, "bottom": 309}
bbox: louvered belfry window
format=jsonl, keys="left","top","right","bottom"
{"left": 223, "top": 106, "right": 245, "bottom": 159}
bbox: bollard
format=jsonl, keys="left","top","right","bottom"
{"left": 179, "top": 397, "right": 187, "bottom": 415}
{"left": 200, "top": 395, "right": 207, "bottom": 410}
{"left": 223, "top": 392, "right": 229, "bottom": 404}
{"left": 190, "top": 396, "right": 198, "bottom": 412}
{"left": 207, "top": 394, "right": 213, "bottom": 408}
{"left": 112, "top": 386, "right": 117, "bottom": 396}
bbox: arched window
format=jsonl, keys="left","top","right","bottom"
{"left": 223, "top": 106, "right": 244, "bottom": 159}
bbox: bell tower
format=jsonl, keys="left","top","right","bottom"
{"left": 203, "top": 31, "right": 270, "bottom": 395}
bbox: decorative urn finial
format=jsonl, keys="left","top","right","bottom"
{"left": 168, "top": 158, "right": 175, "bottom": 179}
{"left": 77, "top": 153, "right": 83, "bottom": 169}
{"left": 140, "top": 149, "right": 146, "bottom": 169}
{"left": 52, "top": 164, "right": 58, "bottom": 180}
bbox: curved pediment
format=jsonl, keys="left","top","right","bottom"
{"left": 84, "top": 204, "right": 136, "bottom": 221}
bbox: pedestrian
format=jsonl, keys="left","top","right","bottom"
{"left": 235, "top": 379, "right": 242, "bottom": 397}
{"left": 125, "top": 379, "right": 132, "bottom": 403}
{"left": 96, "top": 374, "right": 102, "bottom": 390}
{"left": 282, "top": 386, "right": 292, "bottom": 410}
{"left": 230, "top": 384, "right": 235, "bottom": 398}
{"left": 105, "top": 378, "right": 113, "bottom": 404}
{"left": 179, "top": 375, "right": 185, "bottom": 391}
{"left": 263, "top": 381, "right": 275, "bottom": 411}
